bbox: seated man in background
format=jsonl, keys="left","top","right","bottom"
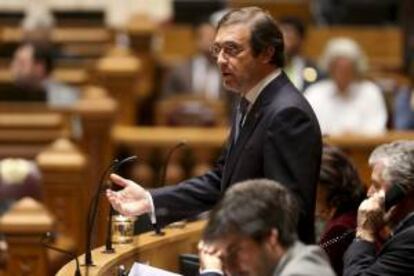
{"left": 344, "top": 140, "right": 414, "bottom": 276}
{"left": 316, "top": 144, "right": 366, "bottom": 276}
{"left": 10, "top": 42, "right": 79, "bottom": 108}
{"left": 161, "top": 20, "right": 227, "bottom": 102}
{"left": 199, "top": 179, "right": 335, "bottom": 276}
{"left": 304, "top": 37, "right": 387, "bottom": 135}
{"left": 279, "top": 16, "right": 322, "bottom": 92}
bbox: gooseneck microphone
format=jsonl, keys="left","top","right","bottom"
{"left": 104, "top": 156, "right": 138, "bottom": 253}
{"left": 153, "top": 141, "right": 187, "bottom": 235}
{"left": 84, "top": 156, "right": 137, "bottom": 267}
{"left": 41, "top": 232, "right": 81, "bottom": 276}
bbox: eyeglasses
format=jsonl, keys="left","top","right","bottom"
{"left": 210, "top": 42, "right": 245, "bottom": 59}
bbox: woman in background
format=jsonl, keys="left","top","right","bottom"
{"left": 316, "top": 144, "right": 366, "bottom": 276}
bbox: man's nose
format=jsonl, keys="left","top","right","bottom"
{"left": 216, "top": 50, "right": 228, "bottom": 65}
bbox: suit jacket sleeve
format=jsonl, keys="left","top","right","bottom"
{"left": 344, "top": 228, "right": 414, "bottom": 276}
{"left": 150, "top": 144, "right": 227, "bottom": 227}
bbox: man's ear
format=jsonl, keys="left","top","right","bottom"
{"left": 260, "top": 46, "right": 275, "bottom": 64}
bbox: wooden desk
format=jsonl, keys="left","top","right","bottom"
{"left": 0, "top": 68, "right": 89, "bottom": 87}
{"left": 325, "top": 131, "right": 414, "bottom": 185}
{"left": 0, "top": 27, "right": 111, "bottom": 44}
{"left": 57, "top": 220, "right": 205, "bottom": 276}
{"left": 113, "top": 127, "right": 414, "bottom": 186}
{"left": 113, "top": 126, "right": 229, "bottom": 148}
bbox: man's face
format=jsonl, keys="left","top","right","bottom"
{"left": 280, "top": 24, "right": 302, "bottom": 59}
{"left": 212, "top": 24, "right": 262, "bottom": 94}
{"left": 212, "top": 234, "right": 277, "bottom": 276}
{"left": 196, "top": 23, "right": 216, "bottom": 58}
{"left": 329, "top": 57, "right": 356, "bottom": 92}
{"left": 368, "top": 162, "right": 392, "bottom": 198}
{"left": 10, "top": 45, "right": 36, "bottom": 84}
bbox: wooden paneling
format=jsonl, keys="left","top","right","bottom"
{"left": 0, "top": 104, "right": 66, "bottom": 159}
{"left": 304, "top": 26, "right": 403, "bottom": 71}
{"left": 0, "top": 198, "right": 54, "bottom": 276}
{"left": 230, "top": 0, "right": 313, "bottom": 23}
{"left": 37, "top": 139, "right": 88, "bottom": 255}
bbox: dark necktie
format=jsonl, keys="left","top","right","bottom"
{"left": 234, "top": 97, "right": 249, "bottom": 143}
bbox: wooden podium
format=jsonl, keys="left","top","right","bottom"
{"left": 57, "top": 220, "right": 205, "bottom": 275}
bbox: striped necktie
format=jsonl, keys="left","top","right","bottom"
{"left": 234, "top": 97, "right": 249, "bottom": 143}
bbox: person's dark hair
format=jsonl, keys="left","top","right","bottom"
{"left": 279, "top": 16, "right": 306, "bottom": 39}
{"left": 203, "top": 179, "right": 298, "bottom": 248}
{"left": 23, "top": 41, "right": 54, "bottom": 75}
{"left": 319, "top": 144, "right": 365, "bottom": 214}
{"left": 217, "top": 7, "right": 284, "bottom": 67}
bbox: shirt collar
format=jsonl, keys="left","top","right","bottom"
{"left": 273, "top": 241, "right": 299, "bottom": 275}
{"left": 244, "top": 69, "right": 281, "bottom": 105}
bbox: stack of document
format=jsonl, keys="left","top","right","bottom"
{"left": 129, "top": 262, "right": 182, "bottom": 276}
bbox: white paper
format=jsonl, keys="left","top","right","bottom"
{"left": 128, "top": 262, "right": 182, "bottom": 276}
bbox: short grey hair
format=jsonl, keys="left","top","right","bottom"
{"left": 369, "top": 140, "right": 414, "bottom": 191}
{"left": 319, "top": 37, "right": 368, "bottom": 75}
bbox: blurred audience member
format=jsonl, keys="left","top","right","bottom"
{"left": 106, "top": 0, "right": 172, "bottom": 28}
{"left": 11, "top": 42, "right": 79, "bottom": 108}
{"left": 0, "top": 158, "right": 41, "bottom": 215}
{"left": 393, "top": 86, "right": 414, "bottom": 129}
{"left": 304, "top": 37, "right": 387, "bottom": 135}
{"left": 279, "top": 16, "right": 322, "bottom": 92}
{"left": 316, "top": 144, "right": 365, "bottom": 276}
{"left": 199, "top": 179, "right": 335, "bottom": 276}
{"left": 162, "top": 20, "right": 226, "bottom": 101}
{"left": 344, "top": 140, "right": 414, "bottom": 276}
{"left": 21, "top": 2, "right": 54, "bottom": 45}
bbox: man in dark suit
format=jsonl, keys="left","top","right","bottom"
{"left": 199, "top": 179, "right": 335, "bottom": 276}
{"left": 344, "top": 140, "right": 414, "bottom": 276}
{"left": 107, "top": 7, "right": 322, "bottom": 244}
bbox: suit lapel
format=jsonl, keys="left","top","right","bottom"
{"left": 223, "top": 104, "right": 263, "bottom": 184}
{"left": 221, "top": 72, "right": 290, "bottom": 188}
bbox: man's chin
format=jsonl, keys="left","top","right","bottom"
{"left": 223, "top": 83, "right": 239, "bottom": 93}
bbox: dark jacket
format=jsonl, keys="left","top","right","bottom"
{"left": 344, "top": 212, "right": 414, "bottom": 276}
{"left": 151, "top": 72, "right": 322, "bottom": 244}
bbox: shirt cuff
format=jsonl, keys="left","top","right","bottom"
{"left": 146, "top": 191, "right": 157, "bottom": 224}
{"left": 199, "top": 269, "right": 224, "bottom": 275}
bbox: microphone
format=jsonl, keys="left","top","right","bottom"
{"left": 84, "top": 156, "right": 137, "bottom": 266}
{"left": 104, "top": 156, "right": 138, "bottom": 253}
{"left": 41, "top": 232, "right": 81, "bottom": 276}
{"left": 153, "top": 141, "right": 187, "bottom": 235}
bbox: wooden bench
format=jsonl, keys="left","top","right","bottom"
{"left": 304, "top": 26, "right": 403, "bottom": 72}
{"left": 113, "top": 126, "right": 414, "bottom": 186}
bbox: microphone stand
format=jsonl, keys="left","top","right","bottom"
{"left": 153, "top": 141, "right": 187, "bottom": 236}
{"left": 84, "top": 159, "right": 117, "bottom": 266}
{"left": 103, "top": 204, "right": 116, "bottom": 253}
{"left": 42, "top": 232, "right": 81, "bottom": 276}
{"left": 84, "top": 156, "right": 137, "bottom": 266}
{"left": 103, "top": 156, "right": 138, "bottom": 254}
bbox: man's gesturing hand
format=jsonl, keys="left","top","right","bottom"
{"left": 106, "top": 173, "right": 151, "bottom": 217}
